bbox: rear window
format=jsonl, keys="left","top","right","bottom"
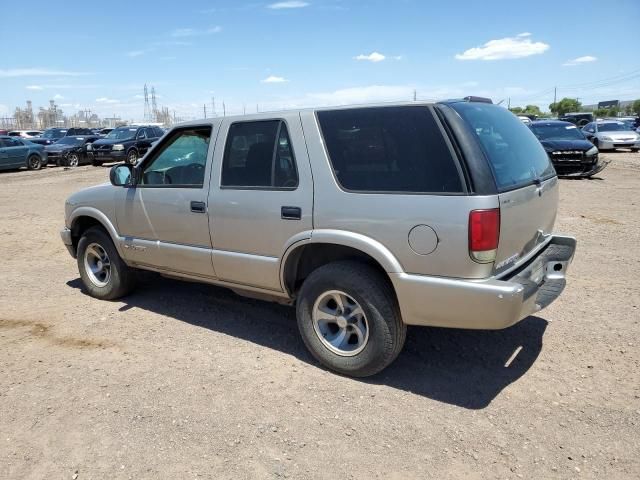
{"left": 317, "top": 106, "right": 463, "bottom": 193}
{"left": 451, "top": 103, "right": 555, "bottom": 191}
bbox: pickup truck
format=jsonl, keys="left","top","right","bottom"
{"left": 61, "top": 99, "right": 576, "bottom": 377}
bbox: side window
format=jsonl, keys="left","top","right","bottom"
{"left": 317, "top": 106, "right": 463, "bottom": 193}
{"left": 145, "top": 128, "right": 155, "bottom": 138}
{"left": 221, "top": 120, "right": 298, "bottom": 189}
{"left": 140, "top": 127, "right": 211, "bottom": 187}
{"left": 4, "top": 138, "right": 21, "bottom": 147}
{"left": 136, "top": 129, "right": 147, "bottom": 140}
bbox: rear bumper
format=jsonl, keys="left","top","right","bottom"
{"left": 391, "top": 235, "right": 577, "bottom": 329}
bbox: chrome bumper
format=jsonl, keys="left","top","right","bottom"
{"left": 392, "top": 235, "right": 577, "bottom": 330}
{"left": 60, "top": 227, "right": 76, "bottom": 258}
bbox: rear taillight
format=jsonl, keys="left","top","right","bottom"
{"left": 469, "top": 208, "right": 500, "bottom": 263}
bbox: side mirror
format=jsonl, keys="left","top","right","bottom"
{"left": 110, "top": 164, "right": 133, "bottom": 187}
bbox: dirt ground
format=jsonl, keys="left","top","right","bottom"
{"left": 1, "top": 152, "right": 639, "bottom": 480}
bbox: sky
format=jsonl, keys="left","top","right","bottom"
{"left": 1, "top": 0, "right": 639, "bottom": 121}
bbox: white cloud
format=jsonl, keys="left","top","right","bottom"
{"left": 171, "top": 26, "right": 222, "bottom": 37}
{"left": 26, "top": 85, "right": 44, "bottom": 90}
{"left": 455, "top": 33, "right": 549, "bottom": 60}
{"left": 0, "top": 68, "right": 91, "bottom": 78}
{"left": 127, "top": 50, "right": 146, "bottom": 57}
{"left": 354, "top": 52, "right": 386, "bottom": 63}
{"left": 262, "top": 75, "right": 289, "bottom": 83}
{"left": 96, "top": 97, "right": 119, "bottom": 104}
{"left": 268, "top": 1, "right": 310, "bottom": 9}
{"left": 563, "top": 55, "right": 597, "bottom": 66}
{"left": 53, "top": 94, "right": 64, "bottom": 100}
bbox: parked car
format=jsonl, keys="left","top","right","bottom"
{"left": 529, "top": 120, "right": 608, "bottom": 178}
{"left": 517, "top": 115, "right": 532, "bottom": 125}
{"left": 88, "top": 126, "right": 163, "bottom": 165}
{"left": 61, "top": 100, "right": 577, "bottom": 377}
{"left": 45, "top": 135, "right": 100, "bottom": 167}
{"left": 28, "top": 127, "right": 69, "bottom": 146}
{"left": 98, "top": 128, "right": 113, "bottom": 136}
{"left": 8, "top": 130, "right": 43, "bottom": 138}
{"left": 582, "top": 121, "right": 640, "bottom": 151}
{"left": 0, "top": 135, "right": 48, "bottom": 171}
{"left": 559, "top": 112, "right": 593, "bottom": 127}
{"left": 0, "top": 129, "right": 8, "bottom": 135}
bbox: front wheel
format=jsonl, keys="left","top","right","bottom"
{"left": 126, "top": 150, "right": 138, "bottom": 165}
{"left": 27, "top": 154, "right": 42, "bottom": 170}
{"left": 296, "top": 261, "right": 406, "bottom": 377}
{"left": 66, "top": 153, "right": 80, "bottom": 167}
{"left": 77, "top": 227, "right": 136, "bottom": 300}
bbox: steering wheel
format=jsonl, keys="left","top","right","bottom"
{"left": 282, "top": 178, "right": 297, "bottom": 188}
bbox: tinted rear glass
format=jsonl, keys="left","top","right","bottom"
{"left": 317, "top": 106, "right": 463, "bottom": 193}
{"left": 451, "top": 103, "right": 555, "bottom": 191}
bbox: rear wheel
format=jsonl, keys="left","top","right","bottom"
{"left": 27, "top": 154, "right": 42, "bottom": 170}
{"left": 296, "top": 261, "right": 406, "bottom": 377}
{"left": 77, "top": 227, "right": 136, "bottom": 300}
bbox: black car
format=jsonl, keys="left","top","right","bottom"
{"left": 89, "top": 126, "right": 163, "bottom": 165}
{"left": 558, "top": 112, "right": 594, "bottom": 127}
{"left": 529, "top": 120, "right": 608, "bottom": 178}
{"left": 45, "top": 135, "right": 100, "bottom": 167}
{"left": 28, "top": 128, "right": 68, "bottom": 146}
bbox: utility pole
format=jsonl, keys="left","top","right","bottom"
{"left": 203, "top": 104, "right": 207, "bottom": 118}
{"left": 413, "top": 89, "right": 417, "bottom": 102}
{"left": 553, "top": 86, "right": 557, "bottom": 105}
{"left": 223, "top": 102, "right": 226, "bottom": 117}
{"left": 508, "top": 97, "right": 511, "bottom": 109}
{"left": 256, "top": 104, "right": 259, "bottom": 113}
{"left": 243, "top": 104, "right": 246, "bottom": 115}
{"left": 211, "top": 97, "right": 216, "bottom": 117}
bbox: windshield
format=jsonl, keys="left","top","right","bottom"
{"left": 106, "top": 128, "right": 137, "bottom": 140}
{"left": 598, "top": 122, "right": 631, "bottom": 132}
{"left": 56, "top": 137, "right": 84, "bottom": 146}
{"left": 43, "top": 129, "right": 66, "bottom": 139}
{"left": 530, "top": 123, "right": 585, "bottom": 141}
{"left": 451, "top": 103, "right": 555, "bottom": 191}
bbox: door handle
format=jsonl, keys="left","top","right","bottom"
{"left": 281, "top": 206, "right": 301, "bottom": 220}
{"left": 190, "top": 201, "right": 206, "bottom": 213}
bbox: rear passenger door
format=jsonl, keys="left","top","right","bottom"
{"left": 208, "top": 113, "right": 313, "bottom": 291}
{"left": 3, "top": 138, "right": 28, "bottom": 166}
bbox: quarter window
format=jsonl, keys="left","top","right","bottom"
{"left": 221, "top": 120, "right": 298, "bottom": 189}
{"left": 140, "top": 127, "right": 211, "bottom": 187}
{"left": 317, "top": 106, "right": 463, "bottom": 193}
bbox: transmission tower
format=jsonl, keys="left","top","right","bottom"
{"left": 151, "top": 87, "right": 158, "bottom": 123}
{"left": 143, "top": 84, "right": 150, "bottom": 122}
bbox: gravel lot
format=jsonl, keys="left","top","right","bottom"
{"left": 1, "top": 152, "right": 639, "bottom": 480}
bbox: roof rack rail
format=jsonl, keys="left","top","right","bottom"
{"left": 463, "top": 96, "right": 493, "bottom": 104}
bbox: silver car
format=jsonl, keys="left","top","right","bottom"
{"left": 61, "top": 100, "right": 576, "bottom": 377}
{"left": 582, "top": 121, "right": 640, "bottom": 151}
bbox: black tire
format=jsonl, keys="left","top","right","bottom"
{"left": 126, "top": 149, "right": 138, "bottom": 165}
{"left": 631, "top": 148, "right": 639, "bottom": 153}
{"left": 67, "top": 153, "right": 80, "bottom": 167}
{"left": 77, "top": 226, "right": 136, "bottom": 300}
{"left": 296, "top": 261, "right": 406, "bottom": 377}
{"left": 27, "top": 154, "right": 42, "bottom": 170}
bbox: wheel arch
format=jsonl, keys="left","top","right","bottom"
{"left": 68, "top": 207, "right": 124, "bottom": 258}
{"left": 280, "top": 229, "right": 404, "bottom": 297}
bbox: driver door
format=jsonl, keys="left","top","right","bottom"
{"left": 114, "top": 124, "right": 218, "bottom": 278}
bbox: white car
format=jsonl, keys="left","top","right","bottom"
{"left": 8, "top": 130, "right": 43, "bottom": 139}
{"left": 582, "top": 121, "right": 640, "bottom": 151}
{"left": 517, "top": 116, "right": 532, "bottom": 125}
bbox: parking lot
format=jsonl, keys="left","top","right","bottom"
{"left": 1, "top": 153, "right": 639, "bottom": 479}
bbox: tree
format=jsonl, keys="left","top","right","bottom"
{"left": 524, "top": 105, "right": 542, "bottom": 116}
{"left": 549, "top": 98, "right": 582, "bottom": 116}
{"left": 509, "top": 107, "right": 523, "bottom": 114}
{"left": 632, "top": 99, "right": 640, "bottom": 115}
